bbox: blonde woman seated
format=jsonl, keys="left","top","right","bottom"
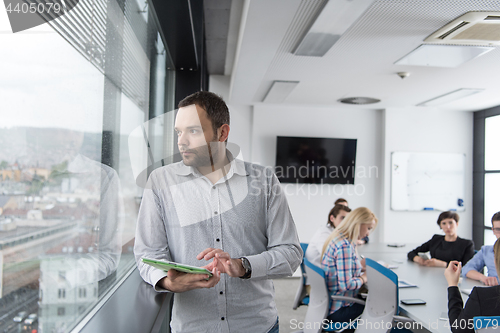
{"left": 321, "top": 207, "right": 378, "bottom": 324}
{"left": 444, "top": 238, "right": 500, "bottom": 333}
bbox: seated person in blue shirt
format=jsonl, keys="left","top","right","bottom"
{"left": 461, "top": 211, "right": 500, "bottom": 286}
{"left": 408, "top": 211, "right": 475, "bottom": 267}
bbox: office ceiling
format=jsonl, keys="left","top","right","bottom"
{"left": 205, "top": 0, "right": 500, "bottom": 111}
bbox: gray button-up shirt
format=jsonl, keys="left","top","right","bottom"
{"left": 134, "top": 152, "right": 302, "bottom": 333}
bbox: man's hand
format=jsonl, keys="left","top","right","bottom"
{"left": 157, "top": 266, "right": 220, "bottom": 293}
{"left": 480, "top": 276, "right": 499, "bottom": 286}
{"left": 197, "top": 248, "right": 246, "bottom": 278}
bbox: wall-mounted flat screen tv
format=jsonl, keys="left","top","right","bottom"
{"left": 275, "top": 136, "right": 357, "bottom": 184}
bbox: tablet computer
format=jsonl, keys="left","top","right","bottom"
{"left": 142, "top": 257, "right": 213, "bottom": 276}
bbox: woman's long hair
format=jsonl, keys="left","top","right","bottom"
{"left": 321, "top": 207, "right": 378, "bottom": 258}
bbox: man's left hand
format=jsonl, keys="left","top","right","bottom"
{"left": 197, "top": 248, "right": 246, "bottom": 278}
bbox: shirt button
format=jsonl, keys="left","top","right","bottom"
{"left": 221, "top": 317, "right": 225, "bottom": 320}
{"left": 212, "top": 186, "right": 216, "bottom": 189}
{"left": 216, "top": 238, "right": 220, "bottom": 242}
{"left": 214, "top": 211, "right": 218, "bottom": 215}
{"left": 220, "top": 291, "right": 223, "bottom": 295}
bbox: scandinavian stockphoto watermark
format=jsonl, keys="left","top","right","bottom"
{"left": 3, "top": 0, "right": 79, "bottom": 33}
{"left": 249, "top": 163, "right": 379, "bottom": 199}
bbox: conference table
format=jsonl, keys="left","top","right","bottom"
{"left": 358, "top": 243, "right": 482, "bottom": 333}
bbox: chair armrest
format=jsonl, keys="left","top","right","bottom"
{"left": 393, "top": 315, "right": 415, "bottom": 323}
{"left": 330, "top": 295, "right": 366, "bottom": 305}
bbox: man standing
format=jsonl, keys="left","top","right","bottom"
{"left": 462, "top": 212, "right": 500, "bottom": 286}
{"left": 134, "top": 91, "right": 302, "bottom": 333}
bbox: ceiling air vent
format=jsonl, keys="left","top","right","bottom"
{"left": 338, "top": 97, "right": 380, "bottom": 105}
{"left": 425, "top": 12, "right": 500, "bottom": 46}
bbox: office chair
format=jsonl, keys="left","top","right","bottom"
{"left": 473, "top": 316, "right": 500, "bottom": 332}
{"left": 293, "top": 243, "right": 310, "bottom": 310}
{"left": 355, "top": 258, "right": 408, "bottom": 332}
{"left": 301, "top": 257, "right": 413, "bottom": 333}
{"left": 302, "top": 257, "right": 365, "bottom": 333}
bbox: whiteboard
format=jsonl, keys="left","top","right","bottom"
{"left": 391, "top": 152, "right": 465, "bottom": 212}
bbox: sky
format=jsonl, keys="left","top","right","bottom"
{"left": 0, "top": 3, "right": 148, "bottom": 135}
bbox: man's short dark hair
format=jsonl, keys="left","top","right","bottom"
{"left": 436, "top": 211, "right": 459, "bottom": 226}
{"left": 334, "top": 198, "right": 348, "bottom": 206}
{"left": 492, "top": 212, "right": 500, "bottom": 224}
{"left": 178, "top": 91, "right": 230, "bottom": 136}
{"left": 327, "top": 204, "right": 352, "bottom": 226}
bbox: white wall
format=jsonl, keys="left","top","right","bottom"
{"left": 210, "top": 75, "right": 475, "bottom": 248}
{"left": 210, "top": 75, "right": 253, "bottom": 161}
{"left": 251, "top": 104, "right": 384, "bottom": 244}
{"left": 381, "top": 108, "right": 474, "bottom": 244}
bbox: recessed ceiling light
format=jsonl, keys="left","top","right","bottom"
{"left": 395, "top": 44, "right": 493, "bottom": 68}
{"left": 417, "top": 88, "right": 484, "bottom": 107}
{"left": 338, "top": 97, "right": 380, "bottom": 105}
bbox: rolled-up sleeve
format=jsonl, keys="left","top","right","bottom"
{"left": 133, "top": 172, "right": 171, "bottom": 292}
{"left": 247, "top": 173, "right": 302, "bottom": 279}
{"left": 461, "top": 247, "right": 485, "bottom": 277}
{"left": 334, "top": 244, "right": 363, "bottom": 291}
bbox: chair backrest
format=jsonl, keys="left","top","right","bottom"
{"left": 355, "top": 258, "right": 399, "bottom": 333}
{"left": 293, "top": 243, "right": 310, "bottom": 310}
{"left": 303, "top": 257, "right": 330, "bottom": 333}
{"left": 474, "top": 316, "right": 500, "bottom": 332}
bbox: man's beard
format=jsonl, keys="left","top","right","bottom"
{"left": 181, "top": 139, "right": 221, "bottom": 168}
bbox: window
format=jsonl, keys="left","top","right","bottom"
{"left": 474, "top": 110, "right": 500, "bottom": 246}
{"left": 0, "top": 0, "right": 174, "bottom": 332}
{"left": 58, "top": 307, "right": 66, "bottom": 316}
{"left": 485, "top": 115, "right": 500, "bottom": 171}
{"left": 484, "top": 114, "right": 500, "bottom": 227}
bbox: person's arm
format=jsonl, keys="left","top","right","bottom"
{"left": 463, "top": 247, "right": 498, "bottom": 286}
{"left": 407, "top": 236, "right": 435, "bottom": 263}
{"left": 465, "top": 270, "right": 498, "bottom": 285}
{"left": 445, "top": 261, "right": 479, "bottom": 333}
{"left": 460, "top": 246, "right": 498, "bottom": 285}
{"left": 334, "top": 243, "right": 365, "bottom": 291}
{"left": 448, "top": 287, "right": 480, "bottom": 333}
{"left": 134, "top": 171, "right": 220, "bottom": 292}
{"left": 424, "top": 258, "right": 447, "bottom": 267}
{"left": 241, "top": 172, "right": 302, "bottom": 279}
{"left": 63, "top": 159, "right": 124, "bottom": 288}
{"left": 134, "top": 172, "right": 171, "bottom": 291}
{"left": 95, "top": 167, "right": 123, "bottom": 280}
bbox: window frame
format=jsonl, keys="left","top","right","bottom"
{"left": 473, "top": 105, "right": 500, "bottom": 248}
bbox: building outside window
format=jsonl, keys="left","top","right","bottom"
{"left": 0, "top": 0, "right": 175, "bottom": 332}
